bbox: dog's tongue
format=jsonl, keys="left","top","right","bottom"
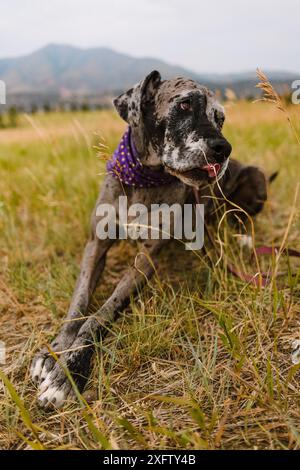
{"left": 202, "top": 163, "right": 221, "bottom": 178}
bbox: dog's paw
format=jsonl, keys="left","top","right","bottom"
{"left": 38, "top": 372, "right": 74, "bottom": 409}
{"left": 36, "top": 346, "right": 94, "bottom": 409}
{"left": 30, "top": 331, "right": 77, "bottom": 386}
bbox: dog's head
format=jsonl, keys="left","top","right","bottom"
{"left": 113, "top": 70, "right": 232, "bottom": 188}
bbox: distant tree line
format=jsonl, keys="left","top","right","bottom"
{"left": 26, "top": 101, "right": 111, "bottom": 113}
{"left": 0, "top": 90, "right": 294, "bottom": 129}
{"left": 0, "top": 100, "right": 112, "bottom": 128}
{"left": 0, "top": 106, "right": 18, "bottom": 128}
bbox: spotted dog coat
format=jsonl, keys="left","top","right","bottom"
{"left": 31, "top": 71, "right": 267, "bottom": 409}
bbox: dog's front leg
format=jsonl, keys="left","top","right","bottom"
{"left": 36, "top": 239, "right": 165, "bottom": 409}
{"left": 31, "top": 234, "right": 114, "bottom": 393}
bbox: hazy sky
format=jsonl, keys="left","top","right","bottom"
{"left": 0, "top": 0, "right": 299, "bottom": 73}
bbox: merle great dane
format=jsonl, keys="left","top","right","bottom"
{"left": 31, "top": 71, "right": 267, "bottom": 408}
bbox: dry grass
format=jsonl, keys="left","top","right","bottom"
{"left": 0, "top": 100, "right": 300, "bottom": 450}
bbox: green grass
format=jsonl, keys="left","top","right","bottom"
{"left": 0, "top": 103, "right": 300, "bottom": 449}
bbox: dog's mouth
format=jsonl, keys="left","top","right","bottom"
{"left": 201, "top": 163, "right": 221, "bottom": 178}
{"left": 165, "top": 163, "right": 223, "bottom": 186}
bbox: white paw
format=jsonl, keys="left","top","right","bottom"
{"left": 31, "top": 342, "right": 91, "bottom": 409}
{"left": 31, "top": 352, "right": 73, "bottom": 408}
{"left": 38, "top": 385, "right": 69, "bottom": 409}
{"left": 38, "top": 371, "right": 73, "bottom": 409}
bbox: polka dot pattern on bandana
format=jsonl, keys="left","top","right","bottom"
{"left": 106, "top": 127, "right": 176, "bottom": 188}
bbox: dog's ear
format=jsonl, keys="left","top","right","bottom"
{"left": 113, "top": 70, "right": 161, "bottom": 124}
{"left": 139, "top": 70, "right": 162, "bottom": 110}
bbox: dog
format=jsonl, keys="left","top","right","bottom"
{"left": 30, "top": 71, "right": 267, "bottom": 409}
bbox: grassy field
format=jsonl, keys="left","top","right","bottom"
{"left": 0, "top": 101, "right": 300, "bottom": 450}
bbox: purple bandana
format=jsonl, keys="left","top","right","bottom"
{"left": 107, "top": 127, "right": 176, "bottom": 188}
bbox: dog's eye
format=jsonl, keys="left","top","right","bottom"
{"left": 180, "top": 100, "right": 191, "bottom": 111}
{"left": 214, "top": 110, "right": 225, "bottom": 128}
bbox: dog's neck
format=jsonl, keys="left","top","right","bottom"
{"left": 106, "top": 127, "right": 176, "bottom": 188}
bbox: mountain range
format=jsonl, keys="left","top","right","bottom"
{"left": 0, "top": 44, "right": 298, "bottom": 107}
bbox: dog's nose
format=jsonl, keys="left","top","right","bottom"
{"left": 207, "top": 137, "right": 232, "bottom": 161}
